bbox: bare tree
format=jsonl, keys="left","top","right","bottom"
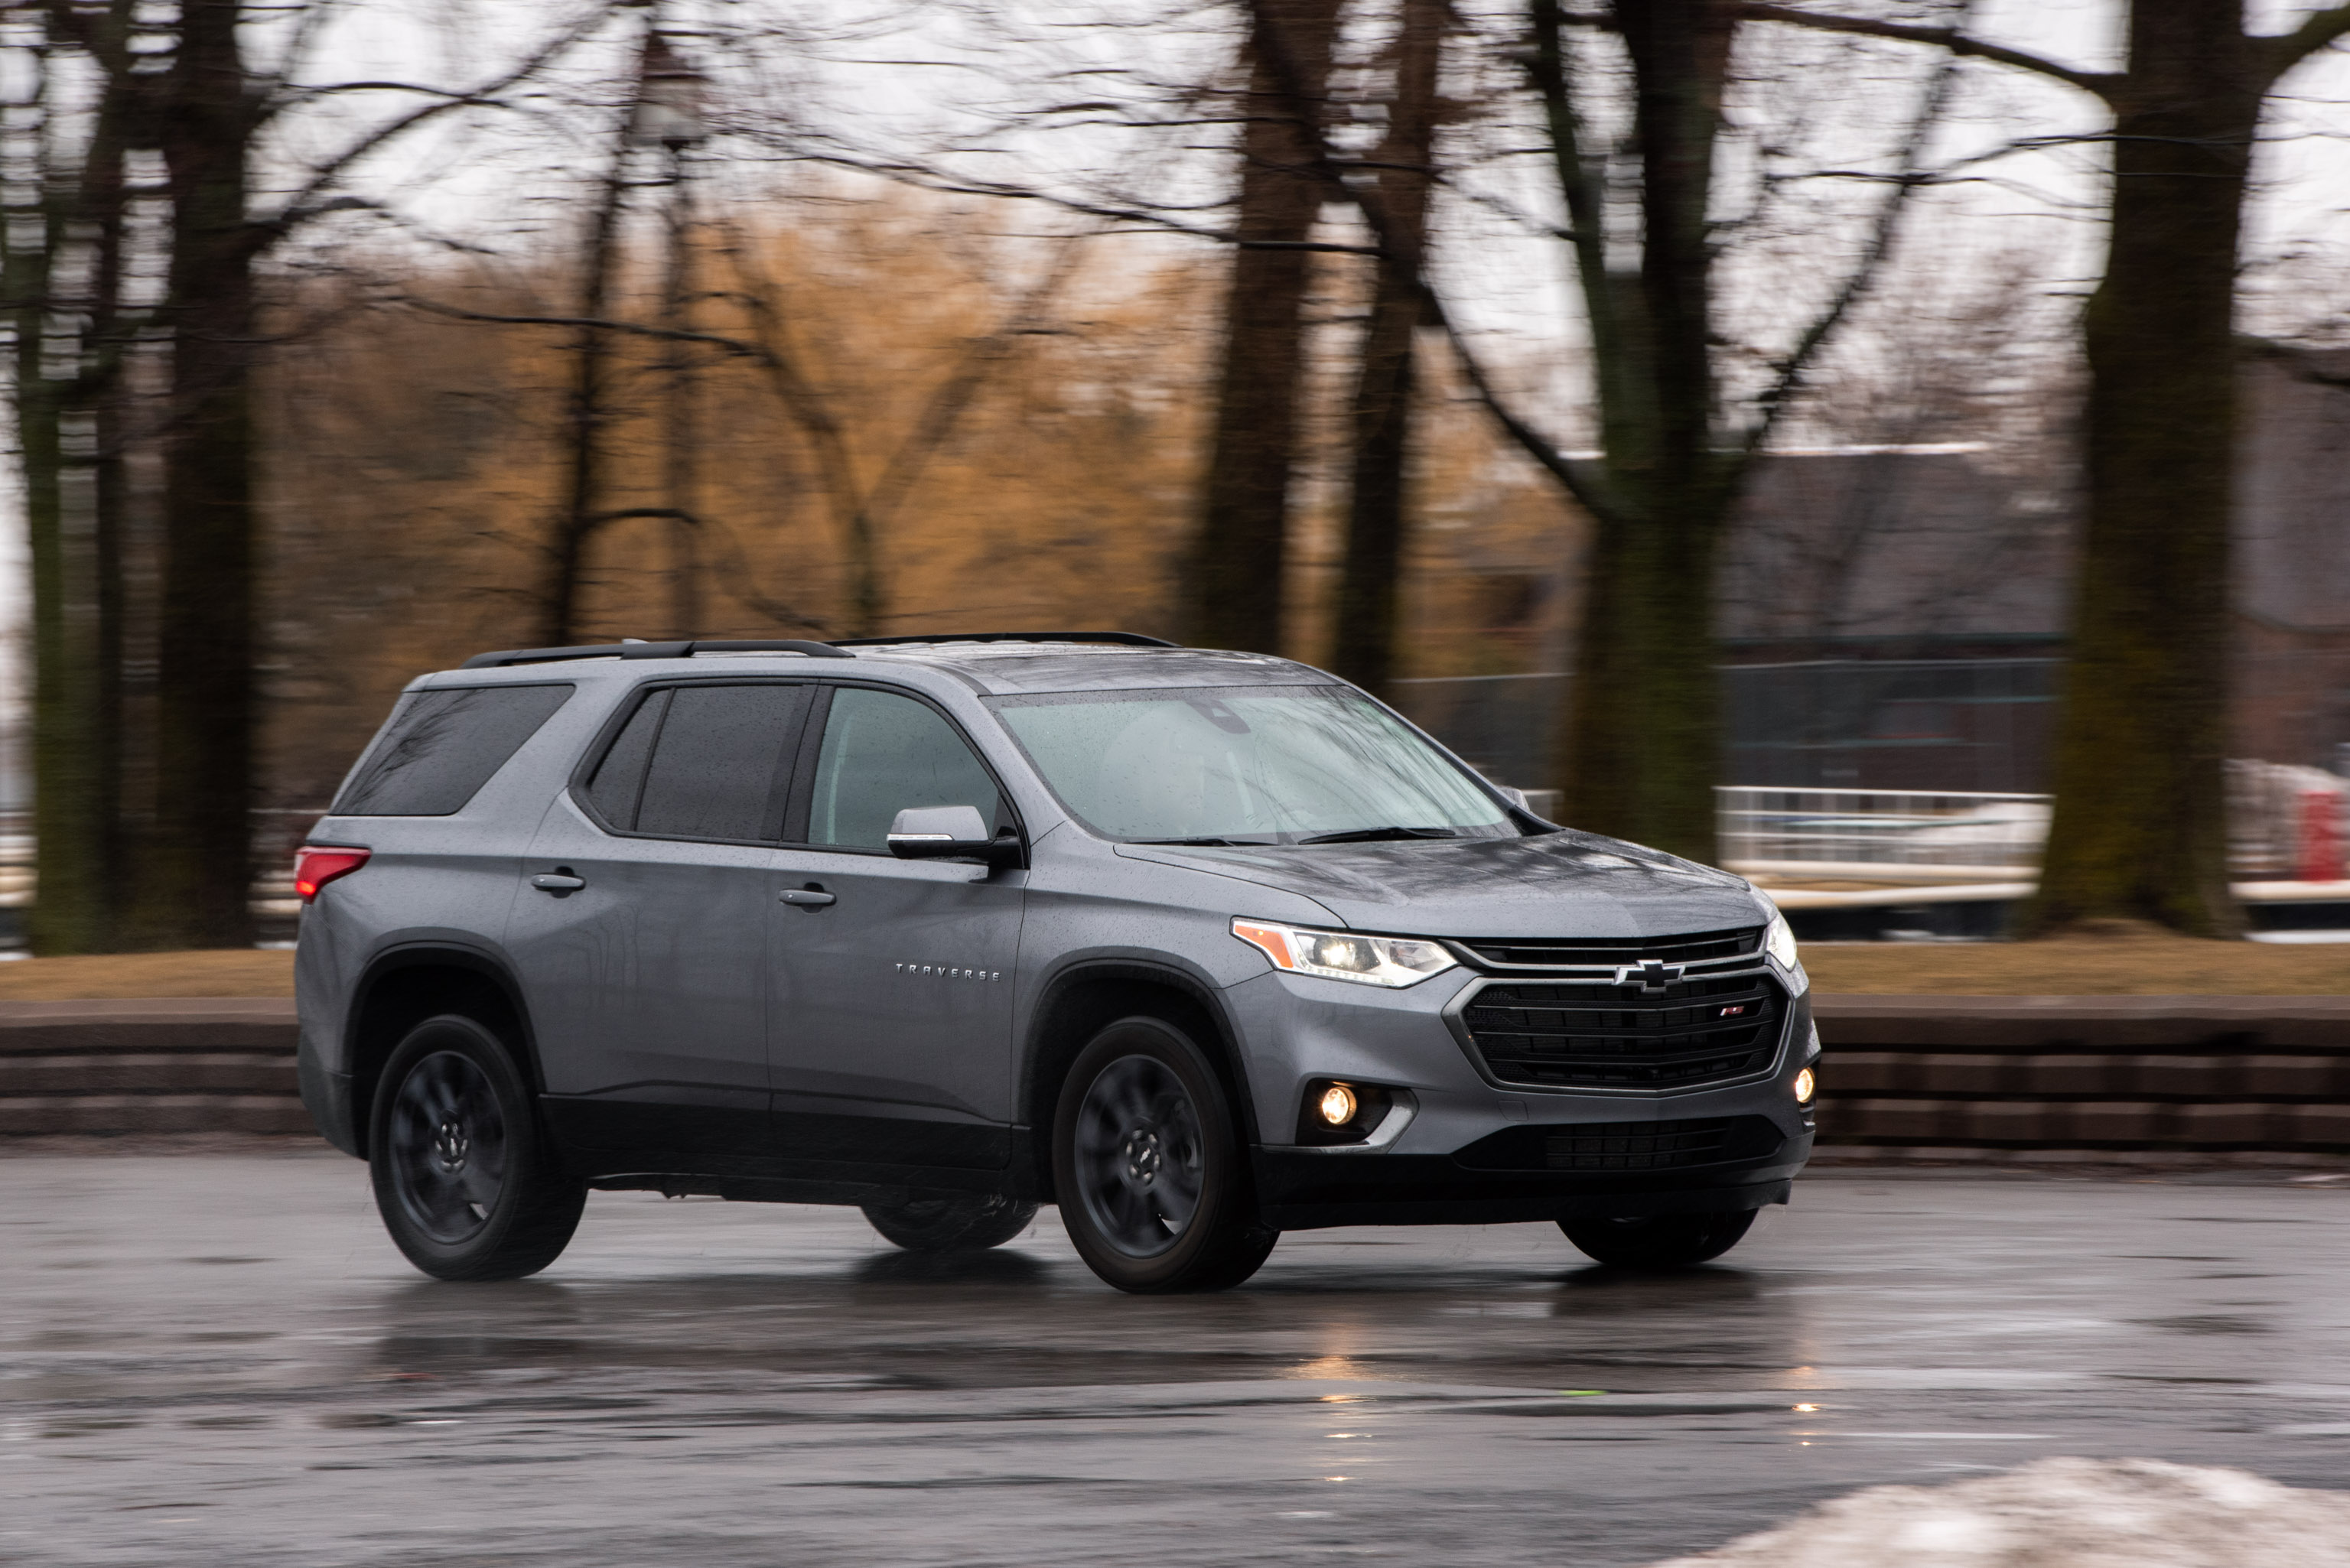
{"left": 0, "top": 0, "right": 149, "bottom": 952}
{"left": 1380, "top": 0, "right": 1965, "bottom": 860}
{"left": 1183, "top": 0, "right": 1343, "bottom": 655}
{"left": 1328, "top": 0, "right": 1445, "bottom": 696}
{"left": 1748, "top": 0, "right": 2350, "bottom": 932}
{"left": 2, "top": 0, "right": 620, "bottom": 951}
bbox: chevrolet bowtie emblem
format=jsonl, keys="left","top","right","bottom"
{"left": 1615, "top": 958, "right": 1684, "bottom": 992}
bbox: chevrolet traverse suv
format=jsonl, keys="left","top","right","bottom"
{"left": 295, "top": 633, "right": 1816, "bottom": 1293}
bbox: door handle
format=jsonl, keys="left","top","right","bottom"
{"left": 779, "top": 886, "right": 836, "bottom": 909}
{"left": 531, "top": 873, "right": 587, "bottom": 893}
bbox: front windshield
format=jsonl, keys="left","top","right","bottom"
{"left": 991, "top": 685, "right": 1515, "bottom": 844}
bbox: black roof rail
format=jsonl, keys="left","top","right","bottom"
{"left": 828, "top": 631, "right": 1179, "bottom": 649}
{"left": 459, "top": 639, "right": 854, "bottom": 669}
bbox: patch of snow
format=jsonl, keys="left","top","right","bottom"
{"left": 1645, "top": 1457, "right": 2350, "bottom": 1567}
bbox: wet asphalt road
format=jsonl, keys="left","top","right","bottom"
{"left": 3, "top": 1155, "right": 2348, "bottom": 1568}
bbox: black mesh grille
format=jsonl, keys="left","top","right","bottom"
{"left": 1458, "top": 926, "right": 1763, "bottom": 970}
{"left": 1544, "top": 1117, "right": 1733, "bottom": 1170}
{"left": 1451, "top": 1114, "right": 1783, "bottom": 1173}
{"left": 1461, "top": 973, "right": 1782, "bottom": 1089}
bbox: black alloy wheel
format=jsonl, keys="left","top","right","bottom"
{"left": 861, "top": 1192, "right": 1039, "bottom": 1252}
{"left": 369, "top": 1015, "right": 586, "bottom": 1281}
{"left": 1559, "top": 1209, "right": 1756, "bottom": 1269}
{"left": 1052, "top": 1016, "right": 1277, "bottom": 1293}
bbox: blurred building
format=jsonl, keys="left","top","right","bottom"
{"left": 1401, "top": 354, "right": 2350, "bottom": 793}
{"left": 1714, "top": 443, "right": 2071, "bottom": 791}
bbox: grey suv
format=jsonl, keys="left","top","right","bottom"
{"left": 295, "top": 633, "right": 1815, "bottom": 1293}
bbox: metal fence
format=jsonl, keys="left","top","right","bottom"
{"left": 1720, "top": 658, "right": 2062, "bottom": 792}
{"left": 1391, "top": 658, "right": 2065, "bottom": 796}
{"left": 1715, "top": 787, "right": 2049, "bottom": 880}
{"left": 1720, "top": 773, "right": 2350, "bottom": 884}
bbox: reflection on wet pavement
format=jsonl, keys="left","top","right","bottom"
{"left": 2, "top": 1156, "right": 2346, "bottom": 1566}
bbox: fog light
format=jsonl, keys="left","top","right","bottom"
{"left": 1793, "top": 1066, "right": 1817, "bottom": 1106}
{"left": 1318, "top": 1083, "right": 1359, "bottom": 1126}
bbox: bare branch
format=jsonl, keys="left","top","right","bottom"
{"left": 783, "top": 149, "right": 1382, "bottom": 253}
{"left": 250, "top": 2, "right": 618, "bottom": 248}
{"left": 1743, "top": 4, "right": 1976, "bottom": 456}
{"left": 2266, "top": 4, "right": 2350, "bottom": 76}
{"left": 859, "top": 226, "right": 1096, "bottom": 535}
{"left": 1433, "top": 308, "right": 1612, "bottom": 516}
{"left": 399, "top": 295, "right": 771, "bottom": 358}
{"left": 1735, "top": 2, "right": 2118, "bottom": 99}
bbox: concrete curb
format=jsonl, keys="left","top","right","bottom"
{"left": 0, "top": 998, "right": 304, "bottom": 1137}
{"left": 1810, "top": 994, "right": 2350, "bottom": 1156}
{"left": 0, "top": 994, "right": 2343, "bottom": 1156}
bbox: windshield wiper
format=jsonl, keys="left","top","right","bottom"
{"left": 1295, "top": 825, "right": 1460, "bottom": 845}
{"left": 1128, "top": 835, "right": 1278, "bottom": 847}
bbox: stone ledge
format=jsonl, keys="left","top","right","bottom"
{"left": 0, "top": 997, "right": 297, "bottom": 1056}
{"left": 0, "top": 1093, "right": 313, "bottom": 1136}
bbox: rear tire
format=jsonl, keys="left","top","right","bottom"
{"left": 1559, "top": 1209, "right": 1756, "bottom": 1268}
{"left": 1052, "top": 1016, "right": 1278, "bottom": 1293}
{"left": 368, "top": 1015, "right": 586, "bottom": 1281}
{"left": 862, "top": 1192, "right": 1038, "bottom": 1251}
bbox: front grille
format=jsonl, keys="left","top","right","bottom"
{"left": 1544, "top": 1117, "right": 1732, "bottom": 1170}
{"left": 1460, "top": 972, "right": 1782, "bottom": 1090}
{"left": 1457, "top": 926, "right": 1763, "bottom": 970}
{"left": 1452, "top": 1114, "right": 1783, "bottom": 1173}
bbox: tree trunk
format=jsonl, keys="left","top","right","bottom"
{"left": 11, "top": 139, "right": 112, "bottom": 952}
{"left": 1183, "top": 0, "right": 1340, "bottom": 655}
{"left": 147, "top": 0, "right": 259, "bottom": 948}
{"left": 661, "top": 147, "right": 701, "bottom": 640}
{"left": 78, "top": 7, "right": 135, "bottom": 946}
{"left": 1548, "top": 0, "right": 1738, "bottom": 863}
{"left": 2025, "top": 0, "right": 2260, "bottom": 936}
{"left": 541, "top": 129, "right": 633, "bottom": 648}
{"left": 1330, "top": 0, "right": 1444, "bottom": 698}
{"left": 9, "top": 11, "right": 143, "bottom": 955}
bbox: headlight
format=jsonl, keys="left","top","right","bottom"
{"left": 1764, "top": 911, "right": 1798, "bottom": 969}
{"left": 1232, "top": 918, "right": 1457, "bottom": 988}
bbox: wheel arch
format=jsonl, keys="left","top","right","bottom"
{"left": 345, "top": 943, "right": 539, "bottom": 1159}
{"left": 1019, "top": 960, "right": 1261, "bottom": 1202}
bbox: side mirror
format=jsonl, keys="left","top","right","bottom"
{"left": 887, "top": 805, "right": 1018, "bottom": 867}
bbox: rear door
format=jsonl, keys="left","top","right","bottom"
{"left": 510, "top": 680, "right": 811, "bottom": 1168}
{"left": 767, "top": 685, "right": 1026, "bottom": 1171}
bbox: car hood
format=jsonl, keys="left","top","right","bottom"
{"left": 1112, "top": 831, "right": 1768, "bottom": 939}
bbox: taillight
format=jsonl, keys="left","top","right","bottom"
{"left": 294, "top": 846, "right": 370, "bottom": 902}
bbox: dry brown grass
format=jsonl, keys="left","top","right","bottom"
{"left": 0, "top": 949, "right": 296, "bottom": 1000}
{"left": 0, "top": 930, "right": 2341, "bottom": 1000}
{"left": 1802, "top": 929, "right": 2350, "bottom": 995}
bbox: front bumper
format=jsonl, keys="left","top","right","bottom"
{"left": 1253, "top": 1128, "right": 1810, "bottom": 1230}
{"left": 1222, "top": 958, "right": 1818, "bottom": 1228}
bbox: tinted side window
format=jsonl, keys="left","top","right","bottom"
{"left": 335, "top": 685, "right": 572, "bottom": 816}
{"left": 806, "top": 688, "right": 1002, "bottom": 850}
{"left": 584, "top": 688, "right": 669, "bottom": 828}
{"left": 632, "top": 685, "right": 809, "bottom": 841}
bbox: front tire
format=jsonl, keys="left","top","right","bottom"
{"left": 1052, "top": 1016, "right": 1277, "bottom": 1293}
{"left": 862, "top": 1192, "right": 1039, "bottom": 1251}
{"left": 1559, "top": 1209, "right": 1756, "bottom": 1268}
{"left": 368, "top": 1015, "right": 586, "bottom": 1281}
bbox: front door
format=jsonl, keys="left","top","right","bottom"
{"left": 509, "top": 680, "right": 812, "bottom": 1169}
{"left": 767, "top": 685, "right": 1025, "bottom": 1172}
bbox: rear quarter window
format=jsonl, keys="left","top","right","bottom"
{"left": 334, "top": 684, "right": 573, "bottom": 816}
